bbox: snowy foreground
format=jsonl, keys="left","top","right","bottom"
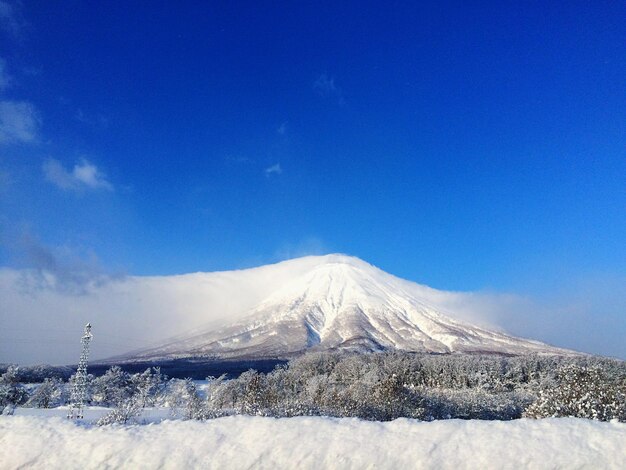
{"left": 1, "top": 415, "right": 625, "bottom": 469}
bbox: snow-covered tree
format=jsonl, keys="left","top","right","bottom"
{"left": 97, "top": 396, "right": 143, "bottom": 426}
{"left": 165, "top": 378, "right": 210, "bottom": 419}
{"left": 237, "top": 370, "right": 267, "bottom": 415}
{"left": 25, "top": 377, "right": 65, "bottom": 408}
{"left": 0, "top": 366, "right": 28, "bottom": 408}
{"left": 524, "top": 365, "right": 626, "bottom": 421}
{"left": 91, "top": 366, "right": 134, "bottom": 406}
{"left": 132, "top": 367, "right": 167, "bottom": 408}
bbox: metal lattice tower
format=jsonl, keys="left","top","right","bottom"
{"left": 68, "top": 323, "right": 93, "bottom": 419}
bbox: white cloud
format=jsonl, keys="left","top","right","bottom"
{"left": 43, "top": 158, "right": 114, "bottom": 192}
{"left": 72, "top": 160, "right": 113, "bottom": 189}
{"left": 314, "top": 73, "right": 345, "bottom": 105}
{"left": 0, "top": 223, "right": 124, "bottom": 297}
{"left": 15, "top": 233, "right": 117, "bottom": 293}
{"left": 0, "top": 100, "right": 39, "bottom": 143}
{"left": 0, "top": 263, "right": 301, "bottom": 364}
{"left": 277, "top": 122, "right": 287, "bottom": 135}
{"left": 264, "top": 163, "right": 282, "bottom": 176}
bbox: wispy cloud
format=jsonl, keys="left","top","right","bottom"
{"left": 0, "top": 57, "right": 10, "bottom": 91}
{"left": 75, "top": 108, "right": 109, "bottom": 128}
{"left": 314, "top": 73, "right": 345, "bottom": 105}
{"left": 0, "top": 226, "right": 123, "bottom": 295}
{"left": 314, "top": 73, "right": 337, "bottom": 94}
{"left": 0, "top": 0, "right": 23, "bottom": 38}
{"left": 274, "top": 237, "right": 328, "bottom": 261}
{"left": 277, "top": 122, "right": 287, "bottom": 135}
{"left": 422, "top": 274, "right": 626, "bottom": 359}
{"left": 0, "top": 100, "right": 39, "bottom": 143}
{"left": 43, "top": 158, "right": 114, "bottom": 192}
{"left": 264, "top": 163, "right": 282, "bottom": 177}
{"left": 225, "top": 154, "right": 251, "bottom": 164}
{"left": 0, "top": 58, "right": 40, "bottom": 144}
{"left": 0, "top": 167, "right": 10, "bottom": 192}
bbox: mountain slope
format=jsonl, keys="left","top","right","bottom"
{"left": 115, "top": 254, "right": 575, "bottom": 362}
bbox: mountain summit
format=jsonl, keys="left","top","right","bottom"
{"left": 117, "top": 254, "right": 574, "bottom": 361}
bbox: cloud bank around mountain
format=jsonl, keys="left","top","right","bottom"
{"left": 1, "top": 256, "right": 624, "bottom": 364}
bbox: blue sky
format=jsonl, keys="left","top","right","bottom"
{"left": 0, "top": 0, "right": 624, "bottom": 298}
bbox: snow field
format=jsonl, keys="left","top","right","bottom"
{"left": 1, "top": 415, "right": 625, "bottom": 469}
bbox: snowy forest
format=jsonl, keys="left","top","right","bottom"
{"left": 2, "top": 352, "right": 625, "bottom": 425}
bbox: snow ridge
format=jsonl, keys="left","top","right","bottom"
{"left": 3, "top": 416, "right": 625, "bottom": 469}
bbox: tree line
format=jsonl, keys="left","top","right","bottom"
{"left": 2, "top": 352, "right": 625, "bottom": 424}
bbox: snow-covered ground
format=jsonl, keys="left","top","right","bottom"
{"left": 1, "top": 415, "right": 624, "bottom": 469}
{"left": 10, "top": 405, "right": 172, "bottom": 423}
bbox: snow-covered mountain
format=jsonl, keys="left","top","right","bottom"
{"left": 115, "top": 254, "right": 574, "bottom": 362}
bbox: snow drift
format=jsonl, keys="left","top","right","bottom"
{"left": 1, "top": 415, "right": 625, "bottom": 469}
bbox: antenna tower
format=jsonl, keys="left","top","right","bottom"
{"left": 68, "top": 323, "right": 93, "bottom": 419}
